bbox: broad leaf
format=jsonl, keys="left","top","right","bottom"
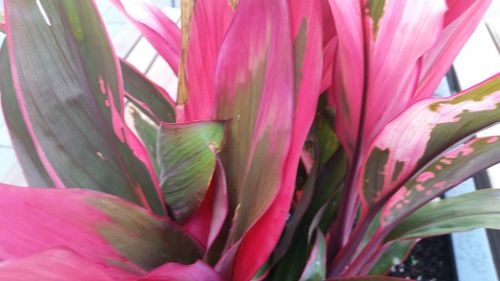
{"left": 368, "top": 240, "right": 415, "bottom": 275}
{"left": 0, "top": 186, "right": 202, "bottom": 278}
{"left": 388, "top": 189, "right": 500, "bottom": 240}
{"left": 2, "top": 0, "right": 165, "bottom": 214}
{"left": 214, "top": 0, "right": 294, "bottom": 248}
{"left": 328, "top": 0, "right": 446, "bottom": 157}
{"left": 381, "top": 136, "right": 500, "bottom": 230}
{"left": 139, "top": 260, "right": 223, "bottom": 281}
{"left": 0, "top": 42, "right": 52, "bottom": 187}
{"left": 0, "top": 249, "right": 113, "bottom": 281}
{"left": 110, "top": 0, "right": 181, "bottom": 74}
{"left": 180, "top": 0, "right": 234, "bottom": 119}
{"left": 360, "top": 75, "right": 500, "bottom": 212}
{"left": 157, "top": 121, "right": 225, "bottom": 222}
{"left": 225, "top": 1, "right": 324, "bottom": 280}
{"left": 121, "top": 60, "right": 175, "bottom": 123}
{"left": 299, "top": 232, "right": 327, "bottom": 281}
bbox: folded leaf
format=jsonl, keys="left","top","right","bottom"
{"left": 387, "top": 186, "right": 500, "bottom": 240}
{"left": 183, "top": 159, "right": 228, "bottom": 249}
{"left": 180, "top": 0, "right": 234, "bottom": 119}
{"left": 214, "top": 0, "right": 294, "bottom": 249}
{"left": 139, "top": 260, "right": 223, "bottom": 281}
{"left": 360, "top": 75, "right": 500, "bottom": 212}
{"left": 157, "top": 121, "right": 225, "bottom": 222}
{"left": 121, "top": 60, "right": 175, "bottom": 123}
{"left": 0, "top": 186, "right": 202, "bottom": 278}
{"left": 3, "top": 0, "right": 165, "bottom": 214}
{"left": 110, "top": 0, "right": 181, "bottom": 74}
{"left": 0, "top": 249, "right": 114, "bottom": 281}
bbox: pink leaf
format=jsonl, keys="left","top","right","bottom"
{"left": 110, "top": 0, "right": 181, "bottom": 74}
{"left": 139, "top": 261, "right": 223, "bottom": 281}
{"left": 182, "top": 0, "right": 234, "bottom": 120}
{"left": 0, "top": 249, "right": 114, "bottom": 281}
{"left": 414, "top": 0, "right": 493, "bottom": 101}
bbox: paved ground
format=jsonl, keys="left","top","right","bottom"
{"left": 0, "top": 0, "right": 179, "bottom": 185}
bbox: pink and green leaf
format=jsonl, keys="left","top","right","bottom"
{"left": 0, "top": 249, "right": 114, "bottom": 281}
{"left": 121, "top": 60, "right": 175, "bottom": 123}
{"left": 228, "top": 0, "right": 325, "bottom": 279}
{"left": 360, "top": 75, "right": 500, "bottom": 211}
{"left": 0, "top": 186, "right": 202, "bottom": 279}
{"left": 183, "top": 159, "right": 228, "bottom": 249}
{"left": 214, "top": 0, "right": 294, "bottom": 247}
{"left": 382, "top": 136, "right": 500, "bottom": 231}
{"left": 110, "top": 0, "right": 181, "bottom": 74}
{"left": 157, "top": 121, "right": 225, "bottom": 222}
{"left": 3, "top": 0, "right": 165, "bottom": 214}
{"left": 388, "top": 189, "right": 500, "bottom": 240}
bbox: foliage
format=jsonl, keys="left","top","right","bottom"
{"left": 0, "top": 0, "right": 498, "bottom": 280}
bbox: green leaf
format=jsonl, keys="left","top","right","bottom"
{"left": 0, "top": 42, "right": 53, "bottom": 187}
{"left": 2, "top": 0, "right": 165, "bottom": 214}
{"left": 157, "top": 121, "right": 225, "bottom": 222}
{"left": 121, "top": 60, "right": 175, "bottom": 123}
{"left": 368, "top": 240, "right": 415, "bottom": 275}
{"left": 299, "top": 231, "right": 326, "bottom": 281}
{"left": 382, "top": 136, "right": 500, "bottom": 229}
{"left": 388, "top": 189, "right": 500, "bottom": 240}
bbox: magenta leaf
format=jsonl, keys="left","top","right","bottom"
{"left": 0, "top": 185, "right": 202, "bottom": 278}
{"left": 0, "top": 249, "right": 114, "bottom": 281}
{"left": 139, "top": 260, "right": 223, "bottom": 281}
{"left": 110, "top": 0, "right": 181, "bottom": 74}
{"left": 180, "top": 0, "right": 234, "bottom": 120}
{"left": 2, "top": 0, "right": 165, "bottom": 214}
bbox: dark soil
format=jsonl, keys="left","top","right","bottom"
{"left": 389, "top": 236, "right": 457, "bottom": 281}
